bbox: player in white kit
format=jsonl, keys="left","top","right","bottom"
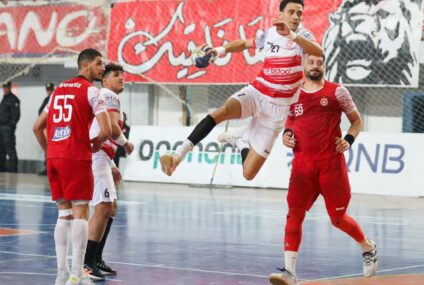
{"left": 160, "top": 0, "right": 323, "bottom": 180}
{"left": 84, "top": 63, "right": 134, "bottom": 280}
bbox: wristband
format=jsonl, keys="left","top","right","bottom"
{"left": 114, "top": 133, "right": 128, "bottom": 146}
{"left": 287, "top": 30, "right": 297, "bottom": 41}
{"left": 283, "top": 128, "right": 294, "bottom": 136}
{"left": 214, "top": 46, "right": 226, "bottom": 57}
{"left": 344, "top": 134, "right": 355, "bottom": 147}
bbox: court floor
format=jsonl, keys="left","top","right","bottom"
{"left": 0, "top": 173, "right": 423, "bottom": 285}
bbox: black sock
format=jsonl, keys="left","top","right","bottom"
{"left": 187, "top": 115, "right": 217, "bottom": 145}
{"left": 241, "top": 148, "right": 249, "bottom": 165}
{"left": 96, "top": 217, "right": 114, "bottom": 263}
{"left": 85, "top": 240, "right": 99, "bottom": 265}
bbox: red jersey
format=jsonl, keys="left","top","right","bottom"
{"left": 286, "top": 80, "right": 357, "bottom": 160}
{"left": 44, "top": 76, "right": 106, "bottom": 161}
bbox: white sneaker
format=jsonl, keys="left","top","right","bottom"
{"left": 363, "top": 240, "right": 378, "bottom": 277}
{"left": 54, "top": 271, "right": 70, "bottom": 285}
{"left": 217, "top": 132, "right": 240, "bottom": 146}
{"left": 268, "top": 268, "right": 298, "bottom": 285}
{"left": 159, "top": 154, "right": 180, "bottom": 176}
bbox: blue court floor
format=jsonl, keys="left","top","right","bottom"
{"left": 0, "top": 173, "right": 423, "bottom": 285}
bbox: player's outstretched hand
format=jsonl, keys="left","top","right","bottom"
{"left": 335, "top": 137, "right": 350, "bottom": 153}
{"left": 123, "top": 141, "right": 135, "bottom": 155}
{"left": 272, "top": 19, "right": 290, "bottom": 36}
{"left": 111, "top": 166, "right": 122, "bottom": 185}
{"left": 282, "top": 131, "right": 295, "bottom": 148}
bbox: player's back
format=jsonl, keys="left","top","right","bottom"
{"left": 46, "top": 76, "right": 99, "bottom": 161}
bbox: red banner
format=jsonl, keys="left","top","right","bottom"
{"left": 107, "top": 0, "right": 342, "bottom": 84}
{"left": 0, "top": 4, "right": 107, "bottom": 60}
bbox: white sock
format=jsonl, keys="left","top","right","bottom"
{"left": 70, "top": 219, "right": 88, "bottom": 277}
{"left": 235, "top": 138, "right": 249, "bottom": 151}
{"left": 175, "top": 139, "right": 193, "bottom": 160}
{"left": 54, "top": 219, "right": 72, "bottom": 273}
{"left": 284, "top": 251, "right": 298, "bottom": 275}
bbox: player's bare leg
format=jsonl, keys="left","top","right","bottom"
{"left": 160, "top": 98, "right": 241, "bottom": 176}
{"left": 241, "top": 149, "right": 266, "bottom": 180}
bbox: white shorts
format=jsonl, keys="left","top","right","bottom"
{"left": 230, "top": 86, "right": 290, "bottom": 158}
{"left": 90, "top": 157, "right": 117, "bottom": 206}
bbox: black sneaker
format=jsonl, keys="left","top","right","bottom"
{"left": 96, "top": 260, "right": 117, "bottom": 275}
{"left": 84, "top": 263, "right": 105, "bottom": 281}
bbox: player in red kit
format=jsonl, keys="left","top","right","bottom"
{"left": 268, "top": 55, "right": 378, "bottom": 285}
{"left": 33, "top": 49, "right": 112, "bottom": 285}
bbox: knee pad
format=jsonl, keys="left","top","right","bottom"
{"left": 285, "top": 208, "right": 306, "bottom": 232}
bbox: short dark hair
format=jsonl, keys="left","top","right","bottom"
{"left": 2, "top": 81, "right": 11, "bottom": 88}
{"left": 102, "top": 63, "right": 124, "bottom": 80}
{"left": 280, "top": 0, "right": 304, "bottom": 11}
{"left": 77, "top": 48, "right": 103, "bottom": 69}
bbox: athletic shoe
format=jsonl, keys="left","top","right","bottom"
{"left": 84, "top": 263, "right": 105, "bottom": 281}
{"left": 159, "top": 154, "right": 180, "bottom": 176}
{"left": 96, "top": 260, "right": 117, "bottom": 275}
{"left": 217, "top": 132, "right": 240, "bottom": 146}
{"left": 54, "top": 271, "right": 70, "bottom": 285}
{"left": 268, "top": 268, "right": 298, "bottom": 285}
{"left": 363, "top": 239, "right": 378, "bottom": 277}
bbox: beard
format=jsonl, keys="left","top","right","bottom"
{"left": 306, "top": 70, "right": 323, "bottom": 81}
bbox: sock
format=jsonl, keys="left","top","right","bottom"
{"left": 54, "top": 219, "right": 72, "bottom": 273}
{"left": 240, "top": 148, "right": 249, "bottom": 165}
{"left": 187, "top": 115, "right": 216, "bottom": 146}
{"left": 331, "top": 214, "right": 365, "bottom": 243}
{"left": 84, "top": 240, "right": 99, "bottom": 265}
{"left": 71, "top": 219, "right": 88, "bottom": 277}
{"left": 284, "top": 208, "right": 306, "bottom": 252}
{"left": 284, "top": 251, "right": 298, "bottom": 275}
{"left": 96, "top": 217, "right": 114, "bottom": 263}
{"left": 175, "top": 139, "right": 193, "bottom": 160}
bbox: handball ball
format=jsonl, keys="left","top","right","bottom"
{"left": 191, "top": 46, "right": 213, "bottom": 68}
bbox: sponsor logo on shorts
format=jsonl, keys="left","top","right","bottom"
{"left": 335, "top": 207, "right": 345, "bottom": 211}
{"left": 52, "top": 126, "right": 71, "bottom": 142}
{"left": 264, "top": 149, "right": 270, "bottom": 154}
{"left": 237, "top": 93, "right": 246, "bottom": 97}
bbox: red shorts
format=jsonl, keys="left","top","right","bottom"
{"left": 287, "top": 154, "right": 351, "bottom": 217}
{"left": 47, "top": 158, "right": 94, "bottom": 201}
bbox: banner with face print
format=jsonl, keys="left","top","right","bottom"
{"left": 323, "top": 0, "right": 422, "bottom": 87}
{"left": 108, "top": 0, "right": 422, "bottom": 86}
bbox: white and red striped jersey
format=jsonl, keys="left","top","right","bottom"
{"left": 90, "top": 87, "right": 123, "bottom": 160}
{"left": 44, "top": 76, "right": 106, "bottom": 161}
{"left": 249, "top": 25, "right": 315, "bottom": 105}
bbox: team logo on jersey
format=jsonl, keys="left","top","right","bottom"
{"left": 52, "top": 126, "right": 71, "bottom": 142}
{"left": 320, "top": 97, "right": 328, "bottom": 106}
{"left": 286, "top": 40, "right": 296, "bottom": 50}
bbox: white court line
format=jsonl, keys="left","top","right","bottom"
{"left": 0, "top": 193, "right": 143, "bottom": 205}
{"left": 312, "top": 264, "right": 424, "bottom": 281}
{"left": 2, "top": 250, "right": 424, "bottom": 281}
{"left": 0, "top": 271, "right": 122, "bottom": 282}
{"left": 0, "top": 250, "right": 266, "bottom": 279}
